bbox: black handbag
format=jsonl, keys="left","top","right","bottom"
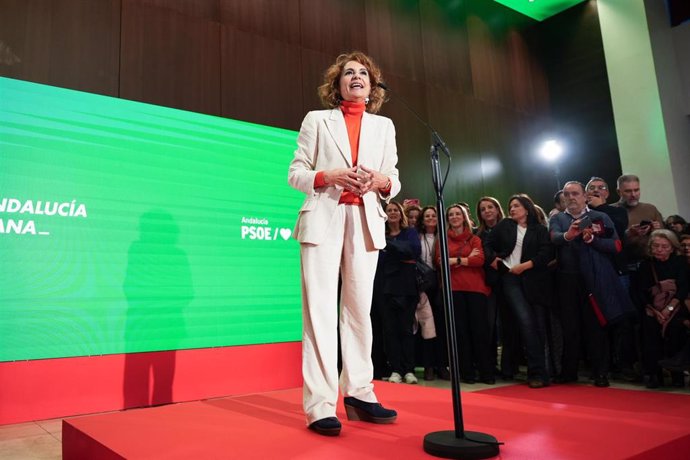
{"left": 415, "top": 260, "right": 437, "bottom": 293}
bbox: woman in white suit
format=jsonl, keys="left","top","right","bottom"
{"left": 288, "top": 51, "right": 400, "bottom": 436}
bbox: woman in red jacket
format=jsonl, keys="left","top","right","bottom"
{"left": 436, "top": 204, "right": 494, "bottom": 384}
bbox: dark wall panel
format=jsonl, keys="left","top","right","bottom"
{"left": 298, "top": 49, "right": 334, "bottom": 115}
{"left": 363, "top": 1, "right": 431, "bottom": 205}
{"left": 219, "top": 0, "right": 303, "bottom": 129}
{"left": 467, "top": 15, "right": 514, "bottom": 110}
{"left": 299, "top": 0, "right": 367, "bottom": 55}
{"left": 466, "top": 15, "right": 548, "bottom": 114}
{"left": 131, "top": 0, "right": 220, "bottom": 21}
{"left": 0, "top": 0, "right": 120, "bottom": 96}
{"left": 220, "top": 27, "right": 304, "bottom": 130}
{"left": 220, "top": 0, "right": 300, "bottom": 44}
{"left": 505, "top": 30, "right": 550, "bottom": 115}
{"left": 529, "top": 1, "right": 621, "bottom": 192}
{"left": 378, "top": 76, "right": 432, "bottom": 204}
{"left": 119, "top": 0, "right": 221, "bottom": 115}
{"left": 418, "top": 0, "right": 472, "bottom": 95}
{"left": 364, "top": 0, "right": 427, "bottom": 84}
{"left": 0, "top": 0, "right": 622, "bottom": 214}
{"left": 424, "top": 88, "right": 481, "bottom": 204}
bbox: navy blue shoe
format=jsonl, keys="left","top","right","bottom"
{"left": 593, "top": 375, "right": 610, "bottom": 388}
{"left": 343, "top": 397, "right": 397, "bottom": 424}
{"left": 308, "top": 417, "right": 341, "bottom": 436}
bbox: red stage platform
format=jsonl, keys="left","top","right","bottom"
{"left": 63, "top": 382, "right": 690, "bottom": 459}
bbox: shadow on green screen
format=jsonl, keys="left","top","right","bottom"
{"left": 122, "top": 210, "right": 194, "bottom": 408}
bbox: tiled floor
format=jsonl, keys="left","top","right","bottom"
{"left": 1, "top": 370, "right": 686, "bottom": 459}
{"left": 0, "top": 418, "right": 62, "bottom": 460}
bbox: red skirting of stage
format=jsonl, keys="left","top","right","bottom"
{"left": 63, "top": 382, "right": 690, "bottom": 459}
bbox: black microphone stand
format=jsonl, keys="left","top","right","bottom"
{"left": 379, "top": 83, "right": 500, "bottom": 459}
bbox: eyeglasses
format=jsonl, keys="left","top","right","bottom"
{"left": 587, "top": 184, "right": 608, "bottom": 191}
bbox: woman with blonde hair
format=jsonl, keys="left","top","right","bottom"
{"left": 475, "top": 197, "right": 507, "bottom": 378}
{"left": 435, "top": 204, "right": 493, "bottom": 384}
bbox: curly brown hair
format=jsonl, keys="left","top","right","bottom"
{"left": 317, "top": 51, "right": 387, "bottom": 114}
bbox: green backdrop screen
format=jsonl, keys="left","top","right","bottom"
{"left": 0, "top": 77, "right": 304, "bottom": 362}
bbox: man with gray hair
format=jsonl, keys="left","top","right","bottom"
{"left": 613, "top": 174, "right": 663, "bottom": 272}
{"left": 549, "top": 181, "right": 634, "bottom": 387}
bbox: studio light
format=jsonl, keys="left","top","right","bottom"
{"left": 538, "top": 138, "right": 564, "bottom": 190}
{"left": 539, "top": 139, "right": 563, "bottom": 163}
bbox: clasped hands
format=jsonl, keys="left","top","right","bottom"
{"left": 324, "top": 166, "right": 388, "bottom": 196}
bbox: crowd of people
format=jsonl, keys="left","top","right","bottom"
{"left": 372, "top": 174, "right": 690, "bottom": 390}
{"left": 288, "top": 50, "right": 685, "bottom": 436}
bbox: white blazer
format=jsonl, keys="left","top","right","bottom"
{"left": 288, "top": 108, "right": 400, "bottom": 249}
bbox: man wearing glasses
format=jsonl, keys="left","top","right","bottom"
{"left": 586, "top": 177, "right": 636, "bottom": 381}
{"left": 585, "top": 177, "right": 628, "bottom": 243}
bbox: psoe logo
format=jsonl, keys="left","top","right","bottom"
{"left": 240, "top": 216, "right": 292, "bottom": 241}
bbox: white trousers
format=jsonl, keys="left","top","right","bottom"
{"left": 300, "top": 205, "right": 379, "bottom": 424}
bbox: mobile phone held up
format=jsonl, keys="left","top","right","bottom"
{"left": 578, "top": 215, "right": 593, "bottom": 229}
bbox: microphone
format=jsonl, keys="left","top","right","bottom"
{"left": 377, "top": 81, "right": 502, "bottom": 459}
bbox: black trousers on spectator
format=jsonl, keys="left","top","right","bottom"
{"left": 380, "top": 294, "right": 418, "bottom": 375}
{"left": 498, "top": 287, "right": 522, "bottom": 379}
{"left": 370, "top": 288, "right": 389, "bottom": 380}
{"left": 452, "top": 290, "right": 492, "bottom": 381}
{"left": 641, "top": 313, "right": 689, "bottom": 375}
{"left": 556, "top": 272, "right": 609, "bottom": 379}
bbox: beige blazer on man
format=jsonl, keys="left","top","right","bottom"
{"left": 288, "top": 108, "right": 400, "bottom": 248}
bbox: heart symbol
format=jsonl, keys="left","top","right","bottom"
{"left": 280, "top": 228, "right": 292, "bottom": 240}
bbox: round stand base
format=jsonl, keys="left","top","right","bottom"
{"left": 423, "top": 430, "right": 500, "bottom": 459}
